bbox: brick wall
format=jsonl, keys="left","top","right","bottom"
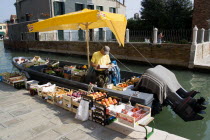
{"left": 192, "top": 0, "right": 210, "bottom": 29}
{"left": 3, "top": 40, "right": 191, "bottom": 67}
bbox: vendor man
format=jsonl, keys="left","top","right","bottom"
{"left": 91, "top": 46, "right": 111, "bottom": 70}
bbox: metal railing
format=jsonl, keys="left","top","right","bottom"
{"left": 129, "top": 29, "right": 192, "bottom": 44}
{"left": 38, "top": 30, "right": 116, "bottom": 42}
{"left": 129, "top": 30, "right": 153, "bottom": 42}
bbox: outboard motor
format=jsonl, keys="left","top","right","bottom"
{"left": 134, "top": 65, "right": 207, "bottom": 121}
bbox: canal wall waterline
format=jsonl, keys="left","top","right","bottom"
{"left": 4, "top": 40, "right": 191, "bottom": 67}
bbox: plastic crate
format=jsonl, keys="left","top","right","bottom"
{"left": 25, "top": 80, "right": 39, "bottom": 90}
{"left": 13, "top": 81, "right": 25, "bottom": 89}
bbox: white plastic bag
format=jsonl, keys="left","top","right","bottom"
{"left": 75, "top": 100, "right": 89, "bottom": 121}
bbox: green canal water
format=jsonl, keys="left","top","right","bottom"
{"left": 0, "top": 41, "right": 210, "bottom": 140}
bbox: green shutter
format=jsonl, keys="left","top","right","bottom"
{"left": 109, "top": 7, "right": 112, "bottom": 12}
{"left": 61, "top": 2, "right": 65, "bottom": 15}
{"left": 54, "top": 2, "right": 59, "bottom": 16}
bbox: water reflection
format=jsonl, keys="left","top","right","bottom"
{"left": 0, "top": 41, "right": 210, "bottom": 140}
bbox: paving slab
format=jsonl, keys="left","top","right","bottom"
{"left": 31, "top": 130, "right": 61, "bottom": 140}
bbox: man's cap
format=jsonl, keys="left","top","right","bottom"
{"left": 103, "top": 46, "right": 110, "bottom": 55}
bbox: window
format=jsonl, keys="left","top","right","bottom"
{"left": 21, "top": 33, "right": 24, "bottom": 41}
{"left": 109, "top": 7, "right": 116, "bottom": 13}
{"left": 35, "top": 32, "right": 38, "bottom": 41}
{"left": 96, "top": 6, "right": 103, "bottom": 11}
{"left": 54, "top": 2, "right": 65, "bottom": 16}
{"left": 3, "top": 26, "right": 6, "bottom": 29}
{"left": 87, "top": 5, "right": 94, "bottom": 10}
{"left": 75, "top": 3, "right": 84, "bottom": 11}
{"left": 0, "top": 26, "right": 2, "bottom": 30}
{"left": 78, "top": 30, "right": 84, "bottom": 41}
{"left": 25, "top": 13, "right": 30, "bottom": 21}
{"left": 58, "top": 30, "right": 64, "bottom": 41}
{"left": 99, "top": 28, "right": 103, "bottom": 40}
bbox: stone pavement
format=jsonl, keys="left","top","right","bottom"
{"left": 0, "top": 82, "right": 188, "bottom": 140}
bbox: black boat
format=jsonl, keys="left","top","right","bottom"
{"left": 12, "top": 56, "right": 207, "bottom": 121}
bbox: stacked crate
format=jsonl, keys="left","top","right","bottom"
{"left": 62, "top": 95, "right": 72, "bottom": 111}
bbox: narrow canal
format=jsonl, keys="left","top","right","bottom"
{"left": 0, "top": 41, "right": 209, "bottom": 140}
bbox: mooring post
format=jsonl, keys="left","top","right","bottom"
{"left": 126, "top": 28, "right": 129, "bottom": 43}
{"left": 201, "top": 28, "right": 205, "bottom": 43}
{"left": 208, "top": 29, "right": 210, "bottom": 42}
{"left": 192, "top": 26, "right": 198, "bottom": 45}
{"left": 153, "top": 28, "right": 158, "bottom": 44}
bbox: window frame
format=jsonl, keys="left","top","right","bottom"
{"left": 96, "top": 6, "right": 103, "bottom": 11}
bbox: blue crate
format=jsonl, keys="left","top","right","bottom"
{"left": 0, "top": 76, "right": 2, "bottom": 82}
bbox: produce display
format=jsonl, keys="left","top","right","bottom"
{"left": 67, "top": 90, "right": 87, "bottom": 98}
{"left": 117, "top": 104, "right": 151, "bottom": 127}
{"left": 98, "top": 97, "right": 118, "bottom": 107}
{"left": 117, "top": 83, "right": 128, "bottom": 88}
{"left": 126, "top": 76, "right": 141, "bottom": 85}
{"left": 87, "top": 92, "right": 107, "bottom": 100}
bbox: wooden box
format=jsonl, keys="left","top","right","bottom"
{"left": 62, "top": 95, "right": 72, "bottom": 111}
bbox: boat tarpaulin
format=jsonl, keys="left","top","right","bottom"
{"left": 135, "top": 65, "right": 183, "bottom": 104}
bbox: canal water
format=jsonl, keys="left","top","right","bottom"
{"left": 0, "top": 41, "right": 210, "bottom": 140}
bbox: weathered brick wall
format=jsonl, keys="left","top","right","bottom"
{"left": 193, "top": 0, "right": 210, "bottom": 29}
{"left": 4, "top": 40, "right": 191, "bottom": 67}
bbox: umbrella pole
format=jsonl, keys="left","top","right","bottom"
{"left": 85, "top": 26, "right": 90, "bottom": 68}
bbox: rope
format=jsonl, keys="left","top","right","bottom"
{"left": 97, "top": 42, "right": 133, "bottom": 72}
{"left": 129, "top": 43, "right": 154, "bottom": 68}
{"left": 109, "top": 52, "right": 133, "bottom": 72}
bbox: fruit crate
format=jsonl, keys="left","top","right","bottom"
{"left": 71, "top": 106, "right": 78, "bottom": 113}
{"left": 46, "top": 92, "right": 55, "bottom": 104}
{"left": 93, "top": 96, "right": 121, "bottom": 113}
{"left": 54, "top": 87, "right": 70, "bottom": 107}
{"left": 81, "top": 92, "right": 107, "bottom": 108}
{"left": 71, "top": 97, "right": 80, "bottom": 113}
{"left": 13, "top": 80, "right": 25, "bottom": 89}
{"left": 71, "top": 75, "right": 83, "bottom": 82}
{"left": 62, "top": 95, "right": 72, "bottom": 111}
{"left": 29, "top": 87, "right": 38, "bottom": 96}
{"left": 117, "top": 104, "right": 151, "bottom": 128}
{"left": 64, "top": 73, "right": 71, "bottom": 80}
{"left": 92, "top": 114, "right": 116, "bottom": 126}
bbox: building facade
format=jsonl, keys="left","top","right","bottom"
{"left": 8, "top": 0, "right": 126, "bottom": 41}
{"left": 192, "top": 0, "right": 210, "bottom": 29}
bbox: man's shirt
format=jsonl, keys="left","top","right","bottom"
{"left": 91, "top": 51, "right": 111, "bottom": 66}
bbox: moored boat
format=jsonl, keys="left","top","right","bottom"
{"left": 12, "top": 56, "right": 207, "bottom": 121}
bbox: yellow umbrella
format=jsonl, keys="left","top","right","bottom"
{"left": 27, "top": 9, "right": 127, "bottom": 67}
